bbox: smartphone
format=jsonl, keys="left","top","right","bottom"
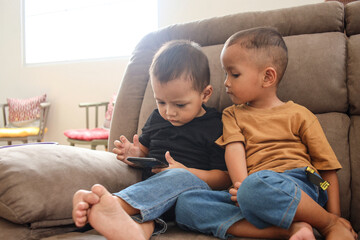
{"left": 126, "top": 157, "right": 169, "bottom": 168}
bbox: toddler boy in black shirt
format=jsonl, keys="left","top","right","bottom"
{"left": 72, "top": 40, "right": 231, "bottom": 240}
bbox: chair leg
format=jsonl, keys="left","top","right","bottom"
{"left": 70, "top": 143, "right": 75, "bottom": 146}
{"left": 7, "top": 141, "right": 11, "bottom": 145}
{"left": 91, "top": 145, "right": 96, "bottom": 150}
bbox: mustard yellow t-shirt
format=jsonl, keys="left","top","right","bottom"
{"left": 216, "top": 101, "right": 342, "bottom": 175}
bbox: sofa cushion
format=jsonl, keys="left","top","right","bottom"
{"left": 279, "top": 32, "right": 347, "bottom": 114}
{"left": 345, "top": 1, "right": 360, "bottom": 36}
{"left": 0, "top": 217, "right": 79, "bottom": 240}
{"left": 350, "top": 116, "right": 360, "bottom": 232}
{"left": 316, "top": 113, "right": 351, "bottom": 219}
{"left": 0, "top": 144, "right": 141, "bottom": 228}
{"left": 347, "top": 35, "right": 360, "bottom": 115}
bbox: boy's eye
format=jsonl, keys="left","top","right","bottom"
{"left": 176, "top": 104, "right": 186, "bottom": 108}
{"left": 157, "top": 101, "right": 165, "bottom": 105}
{"left": 232, "top": 73, "right": 240, "bottom": 78}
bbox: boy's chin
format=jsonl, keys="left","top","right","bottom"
{"left": 228, "top": 95, "right": 242, "bottom": 105}
{"left": 168, "top": 120, "right": 184, "bottom": 127}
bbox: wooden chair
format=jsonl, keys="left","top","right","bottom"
{"left": 64, "top": 101, "right": 110, "bottom": 150}
{"left": 0, "top": 102, "right": 51, "bottom": 145}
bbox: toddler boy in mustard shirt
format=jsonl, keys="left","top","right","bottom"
{"left": 175, "top": 27, "right": 357, "bottom": 240}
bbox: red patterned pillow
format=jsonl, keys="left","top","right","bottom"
{"left": 7, "top": 94, "right": 47, "bottom": 127}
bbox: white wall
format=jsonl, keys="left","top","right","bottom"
{"left": 0, "top": 0, "right": 322, "bottom": 148}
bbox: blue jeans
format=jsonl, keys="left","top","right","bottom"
{"left": 175, "top": 168, "right": 328, "bottom": 239}
{"left": 113, "top": 168, "right": 210, "bottom": 234}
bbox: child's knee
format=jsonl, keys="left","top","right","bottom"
{"left": 237, "top": 170, "right": 298, "bottom": 208}
{"left": 237, "top": 170, "right": 278, "bottom": 208}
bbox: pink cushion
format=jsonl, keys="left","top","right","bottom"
{"left": 64, "top": 128, "right": 109, "bottom": 141}
{"left": 7, "top": 94, "right": 47, "bottom": 127}
{"left": 103, "top": 93, "right": 117, "bottom": 129}
{"left": 105, "top": 93, "right": 117, "bottom": 121}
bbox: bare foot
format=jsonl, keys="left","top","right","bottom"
{"left": 289, "top": 222, "right": 315, "bottom": 240}
{"left": 72, "top": 189, "right": 100, "bottom": 227}
{"left": 88, "top": 184, "right": 150, "bottom": 240}
{"left": 321, "top": 215, "right": 357, "bottom": 240}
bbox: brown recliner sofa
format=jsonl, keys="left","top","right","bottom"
{"left": 1, "top": 2, "right": 360, "bottom": 239}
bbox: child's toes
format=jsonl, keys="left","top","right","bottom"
{"left": 76, "top": 201, "right": 90, "bottom": 211}
{"left": 75, "top": 216, "right": 87, "bottom": 227}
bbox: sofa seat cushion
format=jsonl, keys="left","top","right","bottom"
{"left": 0, "top": 144, "right": 141, "bottom": 229}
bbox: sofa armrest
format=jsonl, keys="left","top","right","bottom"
{"left": 0, "top": 144, "right": 141, "bottom": 228}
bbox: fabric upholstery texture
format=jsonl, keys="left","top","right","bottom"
{"left": 0, "top": 2, "right": 360, "bottom": 240}
{"left": 345, "top": 1, "right": 360, "bottom": 36}
{"left": 0, "top": 145, "right": 141, "bottom": 229}
{"left": 347, "top": 2, "right": 360, "bottom": 233}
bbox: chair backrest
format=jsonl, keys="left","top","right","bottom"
{"left": 1, "top": 102, "right": 50, "bottom": 139}
{"left": 1, "top": 104, "right": 8, "bottom": 127}
{"left": 39, "top": 102, "right": 51, "bottom": 138}
{"left": 78, "top": 102, "right": 108, "bottom": 129}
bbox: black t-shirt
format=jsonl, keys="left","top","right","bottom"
{"left": 139, "top": 106, "right": 226, "bottom": 179}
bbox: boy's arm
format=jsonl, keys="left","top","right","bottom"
{"left": 185, "top": 168, "right": 231, "bottom": 190}
{"left": 225, "top": 142, "right": 248, "bottom": 184}
{"left": 319, "top": 170, "right": 341, "bottom": 216}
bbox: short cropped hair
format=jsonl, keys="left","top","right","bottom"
{"left": 225, "top": 27, "right": 288, "bottom": 83}
{"left": 149, "top": 40, "right": 210, "bottom": 92}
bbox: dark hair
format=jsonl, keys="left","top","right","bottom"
{"left": 225, "top": 27, "right": 288, "bottom": 83}
{"left": 149, "top": 40, "right": 210, "bottom": 92}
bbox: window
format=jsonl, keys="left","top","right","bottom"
{"left": 23, "top": 0, "right": 158, "bottom": 64}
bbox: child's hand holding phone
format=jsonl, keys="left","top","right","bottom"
{"left": 113, "top": 135, "right": 144, "bottom": 166}
{"left": 151, "top": 151, "right": 186, "bottom": 173}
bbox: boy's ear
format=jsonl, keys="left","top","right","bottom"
{"left": 262, "top": 67, "right": 277, "bottom": 88}
{"left": 202, "top": 85, "right": 213, "bottom": 103}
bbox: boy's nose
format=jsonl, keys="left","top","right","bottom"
{"left": 166, "top": 106, "right": 176, "bottom": 117}
{"left": 224, "top": 78, "right": 230, "bottom": 87}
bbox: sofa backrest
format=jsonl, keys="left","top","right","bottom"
{"left": 109, "top": 1, "right": 360, "bottom": 232}
{"left": 346, "top": 1, "right": 360, "bottom": 232}
{"left": 109, "top": 2, "right": 346, "bottom": 146}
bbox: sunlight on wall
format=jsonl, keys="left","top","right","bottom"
{"left": 24, "top": 0, "right": 157, "bottom": 64}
